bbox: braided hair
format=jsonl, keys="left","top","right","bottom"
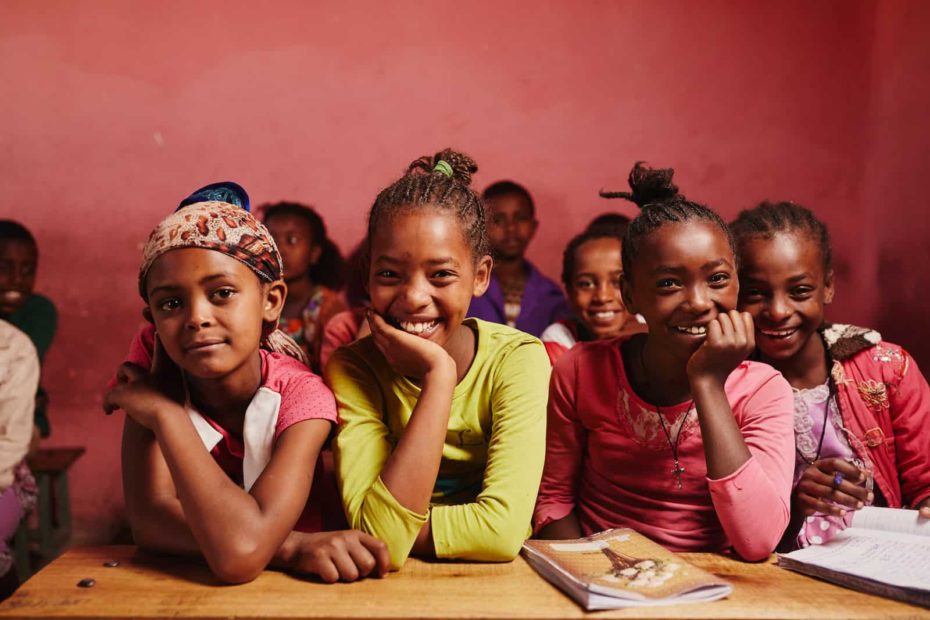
{"left": 730, "top": 201, "right": 832, "bottom": 274}
{"left": 367, "top": 148, "right": 489, "bottom": 263}
{"left": 600, "top": 161, "right": 733, "bottom": 278}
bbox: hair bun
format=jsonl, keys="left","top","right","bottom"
{"left": 600, "top": 161, "right": 680, "bottom": 208}
{"left": 407, "top": 148, "right": 478, "bottom": 187}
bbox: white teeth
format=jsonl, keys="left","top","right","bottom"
{"left": 593, "top": 311, "right": 617, "bottom": 319}
{"left": 399, "top": 320, "right": 437, "bottom": 334}
{"left": 761, "top": 328, "right": 797, "bottom": 338}
{"left": 675, "top": 325, "right": 707, "bottom": 335}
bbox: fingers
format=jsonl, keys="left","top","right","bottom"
{"left": 312, "top": 557, "right": 340, "bottom": 584}
{"left": 116, "top": 362, "right": 146, "bottom": 385}
{"left": 738, "top": 311, "right": 755, "bottom": 350}
{"left": 714, "top": 311, "right": 734, "bottom": 340}
{"left": 796, "top": 460, "right": 872, "bottom": 515}
{"left": 294, "top": 531, "right": 390, "bottom": 583}
{"left": 102, "top": 389, "right": 120, "bottom": 415}
{"left": 816, "top": 457, "right": 868, "bottom": 482}
{"left": 919, "top": 506, "right": 930, "bottom": 520}
{"left": 358, "top": 532, "right": 391, "bottom": 577}
{"left": 367, "top": 311, "right": 394, "bottom": 352}
{"left": 329, "top": 546, "right": 361, "bottom": 583}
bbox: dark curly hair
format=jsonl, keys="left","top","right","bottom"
{"left": 600, "top": 161, "right": 734, "bottom": 277}
{"left": 261, "top": 202, "right": 346, "bottom": 291}
{"left": 730, "top": 200, "right": 832, "bottom": 274}
{"left": 367, "top": 148, "right": 489, "bottom": 262}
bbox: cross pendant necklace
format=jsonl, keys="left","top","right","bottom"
{"left": 654, "top": 404, "right": 690, "bottom": 490}
{"left": 639, "top": 343, "right": 692, "bottom": 490}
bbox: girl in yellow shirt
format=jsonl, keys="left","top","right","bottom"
{"left": 326, "top": 149, "right": 549, "bottom": 569}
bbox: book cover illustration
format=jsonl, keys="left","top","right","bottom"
{"left": 523, "top": 528, "right": 729, "bottom": 601}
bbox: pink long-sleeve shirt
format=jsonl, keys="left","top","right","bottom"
{"left": 535, "top": 338, "right": 794, "bottom": 561}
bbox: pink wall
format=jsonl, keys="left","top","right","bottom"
{"left": 1, "top": 0, "right": 927, "bottom": 544}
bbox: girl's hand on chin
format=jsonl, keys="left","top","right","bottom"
{"left": 367, "top": 311, "right": 455, "bottom": 381}
{"left": 102, "top": 362, "right": 184, "bottom": 430}
{"left": 686, "top": 310, "right": 755, "bottom": 384}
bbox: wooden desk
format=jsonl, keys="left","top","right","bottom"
{"left": 0, "top": 546, "right": 925, "bottom": 619}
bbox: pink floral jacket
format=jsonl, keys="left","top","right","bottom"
{"left": 825, "top": 324, "right": 930, "bottom": 508}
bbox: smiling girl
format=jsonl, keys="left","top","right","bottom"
{"left": 534, "top": 162, "right": 795, "bottom": 561}
{"left": 105, "top": 197, "right": 388, "bottom": 583}
{"left": 541, "top": 226, "right": 646, "bottom": 364}
{"left": 731, "top": 201, "right": 930, "bottom": 549}
{"left": 326, "top": 149, "right": 549, "bottom": 569}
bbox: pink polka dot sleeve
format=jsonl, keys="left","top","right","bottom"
{"left": 264, "top": 352, "right": 338, "bottom": 441}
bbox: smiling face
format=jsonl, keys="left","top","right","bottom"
{"left": 737, "top": 231, "right": 833, "bottom": 365}
{"left": 0, "top": 239, "right": 38, "bottom": 315}
{"left": 568, "top": 237, "right": 630, "bottom": 339}
{"left": 264, "top": 213, "right": 321, "bottom": 283}
{"left": 369, "top": 209, "right": 491, "bottom": 352}
{"left": 145, "top": 248, "right": 285, "bottom": 381}
{"left": 622, "top": 221, "right": 738, "bottom": 363}
{"left": 486, "top": 193, "right": 537, "bottom": 261}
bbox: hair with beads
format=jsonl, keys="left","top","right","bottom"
{"left": 261, "top": 201, "right": 346, "bottom": 291}
{"left": 561, "top": 226, "right": 623, "bottom": 290}
{"left": 482, "top": 180, "right": 535, "bottom": 217}
{"left": 730, "top": 201, "right": 832, "bottom": 274}
{"left": 600, "top": 161, "right": 734, "bottom": 277}
{"left": 367, "top": 148, "right": 489, "bottom": 262}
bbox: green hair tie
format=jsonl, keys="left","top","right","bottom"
{"left": 433, "top": 160, "right": 454, "bottom": 178}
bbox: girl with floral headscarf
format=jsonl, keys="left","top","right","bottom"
{"left": 105, "top": 189, "right": 388, "bottom": 584}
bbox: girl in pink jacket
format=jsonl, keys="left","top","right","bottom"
{"left": 732, "top": 201, "right": 930, "bottom": 549}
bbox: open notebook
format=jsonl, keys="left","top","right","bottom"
{"left": 522, "top": 529, "right": 732, "bottom": 610}
{"left": 777, "top": 507, "right": 930, "bottom": 608}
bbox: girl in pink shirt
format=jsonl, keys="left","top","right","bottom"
{"left": 105, "top": 193, "right": 388, "bottom": 584}
{"left": 535, "top": 162, "right": 795, "bottom": 561}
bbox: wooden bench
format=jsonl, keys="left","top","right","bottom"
{"left": 13, "top": 447, "right": 85, "bottom": 579}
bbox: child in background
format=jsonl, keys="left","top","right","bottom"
{"left": 105, "top": 195, "right": 388, "bottom": 584}
{"left": 541, "top": 226, "right": 647, "bottom": 364}
{"left": 535, "top": 162, "right": 794, "bottom": 561}
{"left": 0, "top": 320, "right": 38, "bottom": 598}
{"left": 466, "top": 181, "right": 570, "bottom": 336}
{"left": 262, "top": 202, "right": 346, "bottom": 373}
{"left": 327, "top": 150, "right": 549, "bottom": 569}
{"left": 731, "top": 201, "right": 930, "bottom": 549}
{"left": 319, "top": 240, "right": 372, "bottom": 371}
{"left": 0, "top": 221, "right": 57, "bottom": 443}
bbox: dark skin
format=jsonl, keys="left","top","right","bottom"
{"left": 486, "top": 193, "right": 537, "bottom": 291}
{"left": 737, "top": 231, "right": 930, "bottom": 537}
{"left": 105, "top": 249, "right": 389, "bottom": 583}
{"left": 0, "top": 238, "right": 37, "bottom": 316}
{"left": 365, "top": 210, "right": 492, "bottom": 556}
{"left": 264, "top": 212, "right": 324, "bottom": 321}
{"left": 539, "top": 221, "right": 756, "bottom": 539}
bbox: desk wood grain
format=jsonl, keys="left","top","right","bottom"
{"left": 0, "top": 546, "right": 926, "bottom": 619}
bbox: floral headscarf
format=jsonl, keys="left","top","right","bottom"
{"left": 138, "top": 201, "right": 307, "bottom": 365}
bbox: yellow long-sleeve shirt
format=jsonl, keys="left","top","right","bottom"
{"left": 326, "top": 318, "right": 549, "bottom": 569}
